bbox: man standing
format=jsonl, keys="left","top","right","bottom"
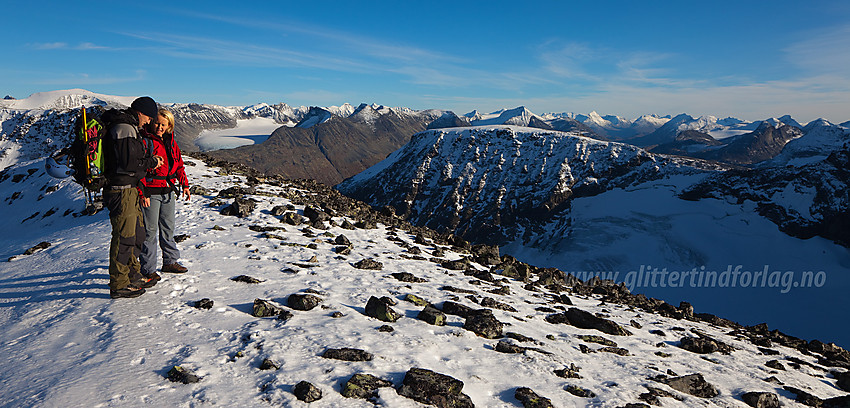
{"left": 103, "top": 96, "right": 163, "bottom": 299}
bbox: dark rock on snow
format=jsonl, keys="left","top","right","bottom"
{"left": 514, "top": 386, "right": 554, "bottom": 408}
{"left": 662, "top": 373, "right": 719, "bottom": 398}
{"left": 354, "top": 258, "right": 384, "bottom": 270}
{"left": 231, "top": 275, "right": 263, "bottom": 284}
{"left": 166, "top": 365, "right": 200, "bottom": 384}
{"left": 194, "top": 298, "right": 214, "bottom": 309}
{"left": 679, "top": 335, "right": 735, "bottom": 355}
{"left": 559, "top": 307, "right": 632, "bottom": 336}
{"left": 322, "top": 347, "right": 374, "bottom": 362}
{"left": 287, "top": 293, "right": 323, "bottom": 311}
{"left": 463, "top": 309, "right": 504, "bottom": 339}
{"left": 396, "top": 367, "right": 474, "bottom": 408}
{"left": 365, "top": 296, "right": 403, "bottom": 322}
{"left": 219, "top": 197, "right": 256, "bottom": 217}
{"left": 259, "top": 358, "right": 280, "bottom": 370}
{"left": 341, "top": 373, "right": 394, "bottom": 399}
{"left": 252, "top": 298, "right": 283, "bottom": 317}
{"left": 741, "top": 391, "right": 780, "bottom": 408}
{"left": 293, "top": 380, "right": 322, "bottom": 402}
{"left": 418, "top": 305, "right": 447, "bottom": 326}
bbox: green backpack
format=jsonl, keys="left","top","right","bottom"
{"left": 69, "top": 106, "right": 107, "bottom": 191}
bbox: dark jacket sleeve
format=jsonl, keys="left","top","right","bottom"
{"left": 111, "top": 123, "right": 156, "bottom": 176}
{"left": 108, "top": 123, "right": 156, "bottom": 188}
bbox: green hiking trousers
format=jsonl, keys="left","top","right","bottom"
{"left": 105, "top": 186, "right": 145, "bottom": 291}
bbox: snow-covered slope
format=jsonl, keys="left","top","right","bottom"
{"left": 2, "top": 154, "right": 849, "bottom": 407}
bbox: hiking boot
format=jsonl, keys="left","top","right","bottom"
{"left": 110, "top": 285, "right": 146, "bottom": 299}
{"left": 161, "top": 263, "right": 188, "bottom": 273}
{"left": 134, "top": 274, "right": 160, "bottom": 289}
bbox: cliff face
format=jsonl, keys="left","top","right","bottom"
{"left": 206, "top": 108, "right": 444, "bottom": 185}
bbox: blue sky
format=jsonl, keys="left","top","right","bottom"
{"left": 4, "top": 1, "right": 850, "bottom": 123}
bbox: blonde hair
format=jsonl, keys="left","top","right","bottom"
{"left": 158, "top": 108, "right": 175, "bottom": 133}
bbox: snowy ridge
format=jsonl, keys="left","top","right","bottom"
{"left": 338, "top": 125, "right": 726, "bottom": 244}
{"left": 1, "top": 153, "right": 849, "bottom": 407}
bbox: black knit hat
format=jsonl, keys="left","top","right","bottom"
{"left": 130, "top": 96, "right": 158, "bottom": 118}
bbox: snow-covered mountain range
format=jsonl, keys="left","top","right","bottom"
{"left": 2, "top": 145, "right": 849, "bottom": 407}
{"left": 336, "top": 125, "right": 850, "bottom": 349}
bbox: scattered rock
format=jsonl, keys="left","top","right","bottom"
{"left": 341, "top": 373, "right": 394, "bottom": 399}
{"left": 396, "top": 367, "right": 474, "bottom": 408}
{"left": 220, "top": 197, "right": 257, "bottom": 217}
{"left": 303, "top": 205, "right": 330, "bottom": 222}
{"left": 463, "top": 309, "right": 503, "bottom": 339}
{"left": 638, "top": 386, "right": 676, "bottom": 405}
{"left": 764, "top": 360, "right": 786, "bottom": 371}
{"left": 505, "top": 332, "right": 535, "bottom": 343}
{"left": 293, "top": 381, "right": 322, "bottom": 403}
{"left": 252, "top": 298, "right": 283, "bottom": 317}
{"left": 232, "top": 275, "right": 263, "bottom": 284}
{"left": 194, "top": 298, "right": 214, "bottom": 310}
{"left": 391, "top": 272, "right": 427, "bottom": 283}
{"left": 480, "top": 297, "right": 517, "bottom": 312}
{"left": 354, "top": 258, "right": 383, "bottom": 270}
{"left": 322, "top": 347, "right": 373, "bottom": 362}
{"left": 565, "top": 384, "right": 596, "bottom": 398}
{"left": 662, "top": 373, "right": 718, "bottom": 398}
{"left": 278, "top": 310, "right": 294, "bottom": 321}
{"left": 557, "top": 308, "right": 632, "bottom": 336}
{"left": 365, "top": 296, "right": 403, "bottom": 322}
{"left": 515, "top": 386, "right": 554, "bottom": 408}
{"left": 288, "top": 293, "right": 323, "bottom": 311}
{"left": 679, "top": 336, "right": 734, "bottom": 355}
{"left": 281, "top": 212, "right": 304, "bottom": 225}
{"left": 495, "top": 340, "right": 526, "bottom": 354}
{"left": 554, "top": 364, "right": 582, "bottom": 379}
{"left": 378, "top": 325, "right": 395, "bottom": 333}
{"left": 259, "top": 358, "right": 280, "bottom": 370}
{"left": 418, "top": 305, "right": 447, "bottom": 326}
{"left": 578, "top": 335, "right": 617, "bottom": 347}
{"left": 783, "top": 386, "right": 823, "bottom": 406}
{"left": 24, "top": 241, "right": 51, "bottom": 256}
{"left": 269, "top": 205, "right": 287, "bottom": 216}
{"left": 166, "top": 366, "right": 200, "bottom": 384}
{"left": 599, "top": 347, "right": 631, "bottom": 356}
{"left": 404, "top": 294, "right": 430, "bottom": 306}
{"left": 442, "top": 301, "right": 474, "bottom": 318}
{"left": 441, "top": 258, "right": 471, "bottom": 270}
{"left": 742, "top": 391, "right": 780, "bottom": 408}
{"left": 174, "top": 234, "right": 190, "bottom": 243}
{"left": 335, "top": 245, "right": 352, "bottom": 255}
{"left": 334, "top": 234, "right": 351, "bottom": 246}
{"left": 217, "top": 185, "right": 255, "bottom": 198}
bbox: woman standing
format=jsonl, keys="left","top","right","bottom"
{"left": 140, "top": 108, "right": 190, "bottom": 283}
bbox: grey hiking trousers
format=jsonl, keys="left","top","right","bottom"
{"left": 140, "top": 191, "right": 181, "bottom": 276}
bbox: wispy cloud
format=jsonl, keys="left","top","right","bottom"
{"left": 30, "top": 42, "right": 68, "bottom": 50}
{"left": 29, "top": 42, "right": 112, "bottom": 51}
{"left": 34, "top": 70, "right": 147, "bottom": 86}
{"left": 784, "top": 24, "right": 850, "bottom": 77}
